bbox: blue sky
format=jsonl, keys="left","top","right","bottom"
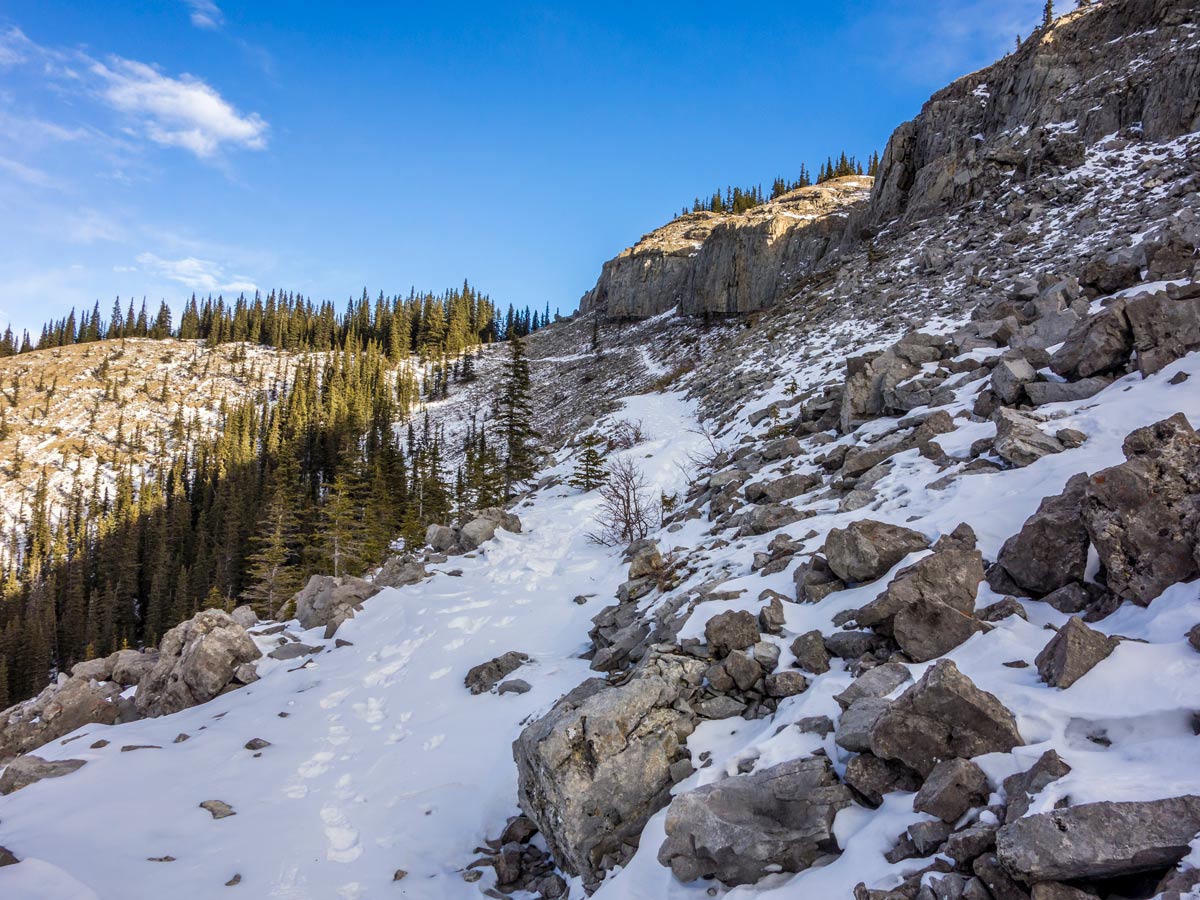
{"left": 0, "top": 0, "right": 1045, "bottom": 338}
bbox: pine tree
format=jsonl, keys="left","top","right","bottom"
{"left": 1043, "top": 0, "right": 1053, "bottom": 27}
{"left": 496, "top": 333, "right": 539, "bottom": 498}
{"left": 569, "top": 433, "right": 608, "bottom": 492}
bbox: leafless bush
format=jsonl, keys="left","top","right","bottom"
{"left": 609, "top": 418, "right": 647, "bottom": 450}
{"left": 589, "top": 456, "right": 656, "bottom": 546}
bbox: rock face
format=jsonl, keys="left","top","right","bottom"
{"left": 292, "top": 575, "right": 381, "bottom": 637}
{"left": 1082, "top": 414, "right": 1200, "bottom": 603}
{"left": 0, "top": 755, "right": 87, "bottom": 795}
{"left": 580, "top": 177, "right": 873, "bottom": 319}
{"left": 1035, "top": 617, "right": 1119, "bottom": 688}
{"left": 135, "top": 610, "right": 262, "bottom": 718}
{"left": 657, "top": 755, "right": 853, "bottom": 886}
{"left": 996, "top": 796, "right": 1200, "bottom": 881}
{"left": 513, "top": 651, "right": 705, "bottom": 886}
{"left": 869, "top": 660, "right": 1022, "bottom": 776}
{"left": 824, "top": 520, "right": 930, "bottom": 584}
{"left": 993, "top": 475, "right": 1090, "bottom": 597}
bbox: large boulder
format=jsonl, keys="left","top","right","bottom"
{"left": 0, "top": 755, "right": 87, "bottom": 795}
{"left": 657, "top": 755, "right": 853, "bottom": 886}
{"left": 991, "top": 358, "right": 1037, "bottom": 405}
{"left": 513, "top": 651, "right": 705, "bottom": 887}
{"left": 996, "top": 797, "right": 1200, "bottom": 882}
{"left": 1035, "top": 617, "right": 1119, "bottom": 689}
{"left": 704, "top": 610, "right": 761, "bottom": 658}
{"left": 993, "top": 474, "right": 1090, "bottom": 597}
{"left": 375, "top": 555, "right": 429, "bottom": 588}
{"left": 0, "top": 675, "right": 130, "bottom": 763}
{"left": 293, "top": 575, "right": 381, "bottom": 637}
{"left": 1049, "top": 301, "right": 1134, "bottom": 380}
{"left": 913, "top": 758, "right": 989, "bottom": 823}
{"left": 869, "top": 660, "right": 1022, "bottom": 776}
{"left": 1002, "top": 750, "right": 1071, "bottom": 823}
{"left": 465, "top": 651, "right": 531, "bottom": 694}
{"left": 135, "top": 610, "right": 262, "bottom": 718}
{"left": 458, "top": 508, "right": 521, "bottom": 551}
{"left": 1124, "top": 286, "right": 1200, "bottom": 377}
{"left": 1082, "top": 414, "right": 1200, "bottom": 603}
{"left": 841, "top": 350, "right": 919, "bottom": 433}
{"left": 824, "top": 520, "right": 930, "bottom": 584}
{"left": 993, "top": 409, "right": 1064, "bottom": 468}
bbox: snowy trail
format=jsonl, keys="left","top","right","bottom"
{"left": 0, "top": 394, "right": 709, "bottom": 900}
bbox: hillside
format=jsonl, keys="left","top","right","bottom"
{"left": 2, "top": 1, "right": 1200, "bottom": 899}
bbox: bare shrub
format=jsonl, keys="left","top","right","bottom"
{"left": 609, "top": 418, "right": 647, "bottom": 450}
{"left": 589, "top": 456, "right": 655, "bottom": 546}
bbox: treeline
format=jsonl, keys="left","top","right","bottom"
{"left": 0, "top": 306, "right": 544, "bottom": 708}
{"left": 0, "top": 286, "right": 557, "bottom": 361}
{"left": 680, "top": 151, "right": 881, "bottom": 218}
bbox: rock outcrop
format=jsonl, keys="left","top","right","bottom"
{"left": 292, "top": 575, "right": 381, "bottom": 638}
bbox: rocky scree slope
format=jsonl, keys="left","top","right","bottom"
{"left": 2, "top": 1, "right": 1200, "bottom": 898}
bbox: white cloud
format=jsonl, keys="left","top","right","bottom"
{"left": 135, "top": 252, "right": 257, "bottom": 294}
{"left": 0, "top": 155, "right": 62, "bottom": 190}
{"left": 91, "top": 57, "right": 267, "bottom": 157}
{"left": 0, "top": 27, "right": 31, "bottom": 67}
{"left": 184, "top": 0, "right": 225, "bottom": 31}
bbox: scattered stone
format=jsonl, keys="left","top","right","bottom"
{"left": 201, "top": 800, "right": 236, "bottom": 819}
{"left": 267, "top": 642, "right": 321, "bottom": 661}
{"left": 1035, "top": 617, "right": 1120, "bottom": 688}
{"left": 834, "top": 662, "right": 912, "bottom": 710}
{"left": 465, "top": 651, "right": 532, "bottom": 694}
{"left": 0, "top": 846, "right": 18, "bottom": 867}
{"left": 913, "top": 758, "right": 989, "bottom": 823}
{"left": 909, "top": 819, "right": 955, "bottom": 856}
{"left": 627, "top": 540, "right": 663, "bottom": 579}
{"left": 225, "top": 874, "right": 242, "bottom": 886}
{"left": 758, "top": 594, "right": 786, "bottom": 635}
{"left": 993, "top": 408, "right": 1064, "bottom": 467}
{"left": 796, "top": 716, "right": 834, "bottom": 737}
{"left": 824, "top": 630, "right": 888, "bottom": 660}
{"left": 1082, "top": 413, "right": 1200, "bottom": 603}
{"left": 977, "top": 598, "right": 1027, "bottom": 622}
{"left": 836, "top": 698, "right": 893, "bottom": 754}
{"left": 230, "top": 605, "right": 257, "bottom": 629}
{"left": 991, "top": 358, "right": 1037, "bottom": 405}
{"left": 824, "top": 520, "right": 930, "bottom": 584}
{"left": 794, "top": 556, "right": 846, "bottom": 601}
{"left": 741, "top": 503, "right": 807, "bottom": 535}
{"left": 1125, "top": 288, "right": 1200, "bottom": 376}
{"left": 174, "top": 733, "right": 190, "bottom": 743}
{"left": 657, "top": 755, "right": 853, "bottom": 886}
{"left": 374, "top": 554, "right": 429, "bottom": 588}
{"left": 498, "top": 679, "right": 532, "bottom": 695}
{"left": 244, "top": 738, "right": 271, "bottom": 751}
{"left": 704, "top": 610, "right": 760, "bottom": 658}
{"left": 0, "top": 755, "right": 87, "bottom": 795}
{"left": 120, "top": 744, "right": 160, "bottom": 752}
{"left": 765, "top": 671, "right": 809, "bottom": 698}
{"left": 90, "top": 739, "right": 109, "bottom": 749}
{"left": 790, "top": 630, "right": 831, "bottom": 674}
{"left": 1189, "top": 624, "right": 1200, "bottom": 652}
{"left": 996, "top": 796, "right": 1200, "bottom": 882}
{"left": 845, "top": 753, "right": 923, "bottom": 807}
{"left": 1003, "top": 750, "right": 1071, "bottom": 823}
{"left": 870, "top": 660, "right": 1023, "bottom": 776}
{"left": 1025, "top": 377, "right": 1110, "bottom": 406}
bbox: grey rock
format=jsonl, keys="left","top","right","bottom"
{"left": 758, "top": 595, "right": 786, "bottom": 635}
{"left": 846, "top": 753, "right": 923, "bottom": 808}
{"left": 913, "top": 758, "right": 989, "bottom": 823}
{"left": 696, "top": 695, "right": 747, "bottom": 719}
{"left": 110, "top": 649, "right": 159, "bottom": 686}
{"left": 292, "top": 574, "right": 380, "bottom": 638}
{"left": 722, "top": 650, "right": 762, "bottom": 692}
{"left": 1125, "top": 288, "right": 1200, "bottom": 376}
{"left": 825, "top": 520, "right": 930, "bottom": 584}
{"left": 794, "top": 555, "right": 846, "bottom": 602}
{"left": 870, "top": 660, "right": 1023, "bottom": 776}
{"left": 498, "top": 678, "right": 532, "bottom": 695}
{"left": 996, "top": 796, "right": 1200, "bottom": 882}
{"left": 751, "top": 640, "right": 781, "bottom": 673}
{"left": 1050, "top": 301, "right": 1134, "bottom": 380}
{"left": 627, "top": 540, "right": 663, "bottom": 579}
{"left": 374, "top": 555, "right": 429, "bottom": 588}
{"left": 425, "top": 523, "right": 458, "bottom": 552}
{"left": 1024, "top": 377, "right": 1111, "bottom": 406}
{"left": 657, "top": 755, "right": 853, "bottom": 886}
{"left": 136, "top": 610, "right": 262, "bottom": 718}
{"left": 514, "top": 652, "right": 706, "bottom": 885}
{"left": 0, "top": 675, "right": 127, "bottom": 763}
{"left": 741, "top": 503, "right": 806, "bottom": 535}
{"left": 0, "top": 846, "right": 17, "bottom": 867}
{"left": 465, "top": 651, "right": 531, "bottom": 694}
{"left": 842, "top": 350, "right": 919, "bottom": 432}
{"left": 745, "top": 473, "right": 820, "bottom": 504}
{"left": 0, "top": 755, "right": 87, "bottom": 795}
{"left": 1003, "top": 750, "right": 1071, "bottom": 824}
{"left": 834, "top": 662, "right": 912, "bottom": 710}
{"left": 993, "top": 408, "right": 1063, "bottom": 468}
{"left": 943, "top": 821, "right": 998, "bottom": 866}
{"left": 909, "top": 819, "right": 955, "bottom": 855}
{"left": 705, "top": 610, "right": 760, "bottom": 658}
{"left": 790, "top": 630, "right": 831, "bottom": 674}
{"left": 200, "top": 800, "right": 236, "bottom": 819}
{"left": 824, "top": 630, "right": 888, "bottom": 660}
{"left": 267, "top": 642, "right": 320, "bottom": 661}
{"left": 230, "top": 605, "right": 257, "bottom": 629}
{"left": 994, "top": 474, "right": 1090, "bottom": 597}
{"left": 1189, "top": 623, "right": 1200, "bottom": 653}
{"left": 244, "top": 738, "right": 271, "bottom": 751}
{"left": 1035, "top": 617, "right": 1119, "bottom": 689}
{"left": 765, "top": 670, "right": 809, "bottom": 698}
{"left": 836, "top": 698, "right": 894, "bottom": 754}
{"left": 1082, "top": 413, "right": 1200, "bottom": 603}
{"left": 977, "top": 598, "right": 1028, "bottom": 622}
{"left": 991, "top": 358, "right": 1037, "bottom": 405}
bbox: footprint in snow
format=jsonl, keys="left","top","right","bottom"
{"left": 320, "top": 806, "right": 362, "bottom": 863}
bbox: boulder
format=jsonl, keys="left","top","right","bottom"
{"left": 794, "top": 555, "right": 846, "bottom": 602}
{"left": 741, "top": 503, "right": 806, "bottom": 535}
{"left": 1035, "top": 617, "right": 1119, "bottom": 688}
{"left": 705, "top": 610, "right": 760, "bottom": 658}
{"left": 459, "top": 518, "right": 498, "bottom": 551}
{"left": 996, "top": 796, "right": 1200, "bottom": 882}
{"left": 1024, "top": 377, "right": 1110, "bottom": 406}
{"left": 845, "top": 753, "right": 923, "bottom": 807}
{"left": 758, "top": 594, "right": 786, "bottom": 635}
{"left": 764, "top": 670, "right": 809, "bottom": 698}
{"left": 825, "top": 520, "right": 930, "bottom": 584}
{"left": 657, "top": 755, "right": 853, "bottom": 886}
{"left": 1124, "top": 288, "right": 1200, "bottom": 376}
{"left": 841, "top": 350, "right": 919, "bottom": 433}
{"left": 110, "top": 649, "right": 158, "bottom": 686}
{"left": 991, "top": 358, "right": 1037, "bottom": 405}
{"left": 1049, "top": 301, "right": 1134, "bottom": 380}
{"left": 626, "top": 540, "right": 663, "bottom": 579}
{"left": 745, "top": 473, "right": 820, "bottom": 504}
{"left": 0, "top": 755, "right": 87, "bottom": 795}
{"left": 870, "top": 660, "right": 1023, "bottom": 776}
{"left": 267, "top": 642, "right": 321, "bottom": 661}
{"left": 994, "top": 474, "right": 1090, "bottom": 597}
{"left": 0, "top": 676, "right": 127, "bottom": 763}
{"left": 835, "top": 698, "right": 893, "bottom": 753}
{"left": 1002, "top": 750, "right": 1071, "bottom": 824}
{"left": 465, "top": 651, "right": 531, "bottom": 694}
{"left": 514, "top": 651, "right": 705, "bottom": 886}
{"left": 1082, "top": 413, "right": 1200, "bottom": 603}
{"left": 292, "top": 574, "right": 380, "bottom": 637}
{"left": 425, "top": 523, "right": 458, "bottom": 552}
{"left": 790, "top": 630, "right": 831, "bottom": 674}
{"left": 834, "top": 662, "right": 912, "bottom": 710}
{"left": 230, "top": 605, "right": 257, "bottom": 629}
{"left": 70, "top": 657, "right": 113, "bottom": 682}
{"left": 913, "top": 758, "right": 989, "bottom": 823}
{"left": 993, "top": 409, "right": 1064, "bottom": 468}
{"left": 375, "top": 555, "right": 429, "bottom": 588}
{"left": 135, "top": 610, "right": 263, "bottom": 718}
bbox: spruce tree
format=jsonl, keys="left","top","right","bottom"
{"left": 496, "top": 333, "right": 539, "bottom": 498}
{"left": 1043, "top": 0, "right": 1053, "bottom": 27}
{"left": 569, "top": 433, "right": 608, "bottom": 492}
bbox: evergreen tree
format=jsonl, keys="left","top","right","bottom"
{"left": 496, "top": 333, "right": 539, "bottom": 498}
{"left": 569, "top": 433, "right": 608, "bottom": 492}
{"left": 1043, "top": 0, "right": 1053, "bottom": 27}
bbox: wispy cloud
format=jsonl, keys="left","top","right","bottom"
{"left": 135, "top": 252, "right": 257, "bottom": 294}
{"left": 0, "top": 155, "right": 63, "bottom": 190}
{"left": 184, "top": 0, "right": 225, "bottom": 31}
{"left": 0, "top": 26, "right": 268, "bottom": 160}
